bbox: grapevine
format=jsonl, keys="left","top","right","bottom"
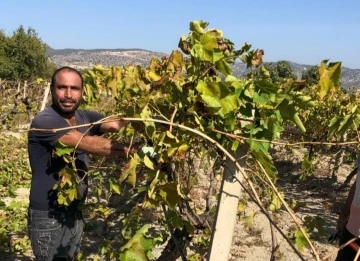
{"left": 3, "top": 20, "right": 360, "bottom": 260}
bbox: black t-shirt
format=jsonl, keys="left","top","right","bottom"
{"left": 28, "top": 105, "right": 104, "bottom": 211}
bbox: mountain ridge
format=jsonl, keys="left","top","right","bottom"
{"left": 47, "top": 48, "right": 360, "bottom": 88}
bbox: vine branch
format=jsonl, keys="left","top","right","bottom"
{"left": 255, "top": 158, "right": 320, "bottom": 261}
{"left": 212, "top": 128, "right": 360, "bottom": 147}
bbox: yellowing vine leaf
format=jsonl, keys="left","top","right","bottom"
{"left": 57, "top": 193, "right": 71, "bottom": 206}
{"left": 143, "top": 155, "right": 154, "bottom": 170}
{"left": 57, "top": 167, "right": 76, "bottom": 187}
{"left": 35, "top": 78, "right": 44, "bottom": 84}
{"left": 318, "top": 60, "right": 341, "bottom": 99}
{"left": 66, "top": 188, "right": 80, "bottom": 201}
{"left": 167, "top": 142, "right": 190, "bottom": 158}
{"left": 120, "top": 154, "right": 140, "bottom": 187}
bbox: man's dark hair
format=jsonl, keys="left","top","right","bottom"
{"left": 50, "top": 66, "right": 84, "bottom": 89}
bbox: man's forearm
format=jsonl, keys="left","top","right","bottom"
{"left": 76, "top": 135, "right": 137, "bottom": 157}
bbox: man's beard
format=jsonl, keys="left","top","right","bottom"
{"left": 52, "top": 97, "right": 81, "bottom": 115}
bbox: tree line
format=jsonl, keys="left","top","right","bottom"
{"left": 0, "top": 25, "right": 56, "bottom": 81}
{"left": 263, "top": 60, "right": 319, "bottom": 85}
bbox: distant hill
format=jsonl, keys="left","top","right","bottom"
{"left": 47, "top": 48, "right": 168, "bottom": 70}
{"left": 47, "top": 48, "right": 360, "bottom": 89}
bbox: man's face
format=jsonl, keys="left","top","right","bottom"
{"left": 52, "top": 70, "right": 83, "bottom": 115}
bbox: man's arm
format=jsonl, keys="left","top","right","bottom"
{"left": 99, "top": 119, "right": 130, "bottom": 133}
{"left": 99, "top": 119, "right": 144, "bottom": 134}
{"left": 58, "top": 130, "right": 138, "bottom": 157}
{"left": 337, "top": 180, "right": 356, "bottom": 230}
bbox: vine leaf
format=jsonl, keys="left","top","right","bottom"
{"left": 157, "top": 181, "right": 184, "bottom": 209}
{"left": 54, "top": 140, "right": 75, "bottom": 157}
{"left": 196, "top": 81, "right": 238, "bottom": 117}
{"left": 119, "top": 224, "right": 159, "bottom": 261}
{"left": 109, "top": 178, "right": 121, "bottom": 194}
{"left": 143, "top": 155, "right": 155, "bottom": 170}
{"left": 250, "top": 151, "right": 277, "bottom": 180}
{"left": 318, "top": 60, "right": 342, "bottom": 99}
{"left": 189, "top": 20, "right": 208, "bottom": 34}
{"left": 167, "top": 142, "right": 190, "bottom": 158}
{"left": 216, "top": 59, "right": 233, "bottom": 76}
{"left": 278, "top": 106, "right": 306, "bottom": 133}
{"left": 268, "top": 191, "right": 283, "bottom": 211}
{"left": 303, "top": 216, "right": 325, "bottom": 236}
{"left": 120, "top": 154, "right": 141, "bottom": 187}
{"left": 328, "top": 111, "right": 360, "bottom": 138}
{"left": 241, "top": 210, "right": 256, "bottom": 228}
{"left": 294, "top": 228, "right": 310, "bottom": 252}
{"left": 53, "top": 167, "right": 81, "bottom": 206}
{"left": 301, "top": 156, "right": 314, "bottom": 174}
{"left": 57, "top": 193, "right": 71, "bottom": 206}
{"left": 66, "top": 188, "right": 79, "bottom": 202}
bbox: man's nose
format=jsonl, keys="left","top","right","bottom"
{"left": 64, "top": 87, "right": 72, "bottom": 98}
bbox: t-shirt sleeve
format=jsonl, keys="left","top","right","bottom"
{"left": 29, "top": 113, "right": 71, "bottom": 146}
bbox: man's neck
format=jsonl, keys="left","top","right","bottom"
{"left": 51, "top": 104, "right": 77, "bottom": 126}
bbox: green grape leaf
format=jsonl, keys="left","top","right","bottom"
{"left": 54, "top": 141, "right": 75, "bottom": 157}
{"left": 279, "top": 106, "right": 306, "bottom": 133}
{"left": 157, "top": 182, "right": 184, "bottom": 209}
{"left": 109, "top": 178, "right": 121, "bottom": 194}
{"left": 328, "top": 116, "right": 342, "bottom": 138}
{"left": 268, "top": 191, "right": 283, "bottom": 211}
{"left": 231, "top": 140, "right": 240, "bottom": 152}
{"left": 253, "top": 92, "right": 270, "bottom": 105}
{"left": 189, "top": 20, "right": 208, "bottom": 34}
{"left": 294, "top": 228, "right": 310, "bottom": 252}
{"left": 120, "top": 224, "right": 157, "bottom": 261}
{"left": 216, "top": 59, "right": 233, "bottom": 76}
{"left": 251, "top": 150, "right": 278, "bottom": 180}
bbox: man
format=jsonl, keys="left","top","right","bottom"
{"left": 27, "top": 66, "right": 139, "bottom": 260}
{"left": 336, "top": 159, "right": 360, "bottom": 260}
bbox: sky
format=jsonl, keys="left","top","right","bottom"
{"left": 1, "top": 0, "right": 360, "bottom": 68}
